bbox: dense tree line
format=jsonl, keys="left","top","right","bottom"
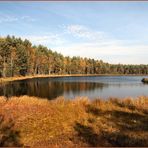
{"left": 0, "top": 35, "right": 148, "bottom": 77}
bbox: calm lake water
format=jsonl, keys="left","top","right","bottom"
{"left": 0, "top": 76, "right": 148, "bottom": 99}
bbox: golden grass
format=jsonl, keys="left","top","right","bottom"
{"left": 0, "top": 95, "right": 148, "bottom": 147}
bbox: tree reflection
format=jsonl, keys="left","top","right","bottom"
{"left": 0, "top": 78, "right": 107, "bottom": 99}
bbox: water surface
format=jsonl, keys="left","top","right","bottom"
{"left": 0, "top": 76, "right": 148, "bottom": 99}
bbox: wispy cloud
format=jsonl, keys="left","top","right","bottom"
{"left": 64, "top": 24, "right": 105, "bottom": 41}
{"left": 21, "top": 16, "right": 36, "bottom": 22}
{"left": 0, "top": 14, "right": 36, "bottom": 24}
{"left": 0, "top": 14, "right": 18, "bottom": 23}
{"left": 21, "top": 34, "right": 66, "bottom": 46}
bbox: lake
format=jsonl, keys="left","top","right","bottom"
{"left": 0, "top": 76, "right": 148, "bottom": 99}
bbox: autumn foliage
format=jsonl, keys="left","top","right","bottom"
{"left": 0, "top": 35, "right": 148, "bottom": 78}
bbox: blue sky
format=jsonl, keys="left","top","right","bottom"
{"left": 0, "top": 2, "right": 148, "bottom": 64}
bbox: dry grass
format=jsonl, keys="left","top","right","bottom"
{"left": 0, "top": 74, "right": 70, "bottom": 83}
{"left": 142, "top": 78, "right": 148, "bottom": 83}
{"left": 0, "top": 95, "right": 148, "bottom": 147}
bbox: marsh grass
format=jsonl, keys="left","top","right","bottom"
{"left": 0, "top": 95, "right": 148, "bottom": 147}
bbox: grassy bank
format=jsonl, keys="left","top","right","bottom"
{"left": 142, "top": 78, "right": 148, "bottom": 83}
{"left": 0, "top": 96, "right": 148, "bottom": 147}
{"left": 0, "top": 74, "right": 148, "bottom": 83}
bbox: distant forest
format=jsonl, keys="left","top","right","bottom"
{"left": 0, "top": 35, "right": 148, "bottom": 77}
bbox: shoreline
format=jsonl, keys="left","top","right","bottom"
{"left": 0, "top": 74, "right": 148, "bottom": 83}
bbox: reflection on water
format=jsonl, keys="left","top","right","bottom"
{"left": 0, "top": 79, "right": 107, "bottom": 99}
{"left": 0, "top": 76, "right": 148, "bottom": 99}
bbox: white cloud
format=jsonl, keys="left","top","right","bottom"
{"left": 0, "top": 14, "right": 36, "bottom": 24}
{"left": 66, "top": 24, "right": 90, "bottom": 38}
{"left": 64, "top": 24, "right": 105, "bottom": 41}
{"left": 0, "top": 15, "right": 18, "bottom": 23}
{"left": 21, "top": 16, "right": 36, "bottom": 22}
{"left": 21, "top": 34, "right": 66, "bottom": 46}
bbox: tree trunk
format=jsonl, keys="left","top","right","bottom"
{"left": 10, "top": 54, "right": 13, "bottom": 77}
{"left": 3, "top": 56, "right": 6, "bottom": 77}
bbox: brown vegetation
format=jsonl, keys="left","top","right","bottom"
{"left": 0, "top": 95, "right": 148, "bottom": 147}
{"left": 142, "top": 78, "right": 148, "bottom": 83}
